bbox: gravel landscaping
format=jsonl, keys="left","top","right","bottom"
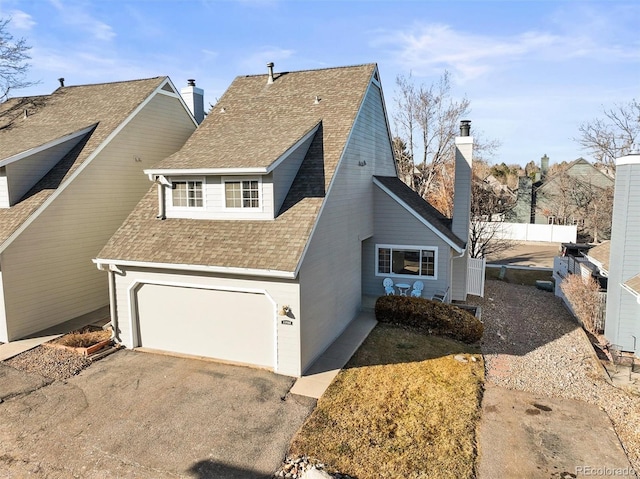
{"left": 469, "top": 280, "right": 640, "bottom": 474}
{"left": 5, "top": 345, "right": 93, "bottom": 380}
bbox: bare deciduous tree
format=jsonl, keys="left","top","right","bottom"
{"left": 537, "top": 174, "right": 613, "bottom": 243}
{"left": 576, "top": 99, "right": 640, "bottom": 171}
{"left": 468, "top": 170, "right": 516, "bottom": 258}
{"left": 0, "top": 18, "right": 35, "bottom": 102}
{"left": 393, "top": 71, "right": 471, "bottom": 202}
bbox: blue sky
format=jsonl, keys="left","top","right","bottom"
{"left": 1, "top": 0, "right": 638, "bottom": 166}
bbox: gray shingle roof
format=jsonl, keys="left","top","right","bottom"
{"left": 624, "top": 274, "right": 640, "bottom": 296}
{"left": 98, "top": 64, "right": 378, "bottom": 272}
{"left": 586, "top": 241, "right": 610, "bottom": 271}
{"left": 374, "top": 175, "right": 466, "bottom": 250}
{"left": 0, "top": 77, "right": 167, "bottom": 247}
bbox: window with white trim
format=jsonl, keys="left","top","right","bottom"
{"left": 172, "top": 180, "right": 203, "bottom": 207}
{"left": 225, "top": 179, "right": 260, "bottom": 208}
{"left": 376, "top": 245, "right": 437, "bottom": 279}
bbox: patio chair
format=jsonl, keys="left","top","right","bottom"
{"left": 383, "top": 278, "right": 395, "bottom": 295}
{"left": 410, "top": 281, "right": 424, "bottom": 298}
{"left": 430, "top": 286, "right": 449, "bottom": 303}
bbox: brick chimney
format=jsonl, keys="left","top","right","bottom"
{"left": 180, "top": 79, "right": 205, "bottom": 125}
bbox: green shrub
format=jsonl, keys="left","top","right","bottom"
{"left": 374, "top": 295, "right": 483, "bottom": 344}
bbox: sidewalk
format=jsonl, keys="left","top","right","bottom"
{"left": 290, "top": 312, "right": 377, "bottom": 399}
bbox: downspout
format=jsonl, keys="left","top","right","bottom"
{"left": 107, "top": 269, "right": 120, "bottom": 342}
{"left": 156, "top": 179, "right": 166, "bottom": 220}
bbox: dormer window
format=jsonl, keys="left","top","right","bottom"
{"left": 224, "top": 179, "right": 260, "bottom": 209}
{"left": 172, "top": 179, "right": 203, "bottom": 207}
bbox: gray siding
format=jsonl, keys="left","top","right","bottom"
{"left": 0, "top": 93, "right": 196, "bottom": 342}
{"left": 298, "top": 81, "right": 395, "bottom": 372}
{"left": 1, "top": 134, "right": 88, "bottom": 208}
{"left": 363, "top": 185, "right": 452, "bottom": 299}
{"left": 272, "top": 133, "right": 315, "bottom": 214}
{"left": 605, "top": 162, "right": 640, "bottom": 354}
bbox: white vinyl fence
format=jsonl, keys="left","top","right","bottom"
{"left": 467, "top": 256, "right": 486, "bottom": 297}
{"left": 477, "top": 221, "right": 577, "bottom": 243}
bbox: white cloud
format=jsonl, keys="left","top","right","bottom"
{"left": 376, "top": 21, "right": 639, "bottom": 84}
{"left": 47, "top": 0, "right": 115, "bottom": 42}
{"left": 7, "top": 10, "right": 36, "bottom": 30}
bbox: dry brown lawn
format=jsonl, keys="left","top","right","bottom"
{"left": 289, "top": 323, "right": 484, "bottom": 479}
{"left": 486, "top": 266, "right": 552, "bottom": 286}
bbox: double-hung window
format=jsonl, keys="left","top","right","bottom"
{"left": 225, "top": 179, "right": 260, "bottom": 209}
{"left": 172, "top": 180, "right": 203, "bottom": 207}
{"left": 376, "top": 245, "right": 437, "bottom": 279}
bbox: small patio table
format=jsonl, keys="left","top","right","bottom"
{"left": 396, "top": 283, "right": 410, "bottom": 296}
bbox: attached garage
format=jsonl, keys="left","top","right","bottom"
{"left": 132, "top": 283, "right": 276, "bottom": 368}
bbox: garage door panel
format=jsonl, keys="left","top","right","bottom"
{"left": 136, "top": 284, "right": 274, "bottom": 368}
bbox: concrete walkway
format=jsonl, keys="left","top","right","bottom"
{"left": 0, "top": 306, "right": 110, "bottom": 361}
{"left": 290, "top": 312, "right": 377, "bottom": 399}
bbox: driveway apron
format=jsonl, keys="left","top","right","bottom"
{"left": 0, "top": 350, "right": 315, "bottom": 478}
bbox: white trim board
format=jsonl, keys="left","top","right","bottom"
{"left": 93, "top": 258, "right": 297, "bottom": 279}
{"left": 0, "top": 124, "right": 97, "bottom": 167}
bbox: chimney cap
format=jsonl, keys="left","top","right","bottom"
{"left": 58, "top": 78, "right": 65, "bottom": 87}
{"left": 187, "top": 79, "right": 196, "bottom": 87}
{"left": 267, "top": 62, "right": 275, "bottom": 85}
{"left": 460, "top": 120, "right": 471, "bottom": 137}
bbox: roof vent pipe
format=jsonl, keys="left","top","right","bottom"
{"left": 267, "top": 62, "right": 274, "bottom": 84}
{"left": 58, "top": 78, "right": 65, "bottom": 87}
{"left": 460, "top": 120, "right": 471, "bottom": 137}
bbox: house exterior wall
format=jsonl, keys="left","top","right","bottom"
{"left": 111, "top": 265, "right": 302, "bottom": 376}
{"left": 605, "top": 158, "right": 640, "bottom": 354}
{"left": 0, "top": 93, "right": 196, "bottom": 342}
{"left": 298, "top": 81, "right": 395, "bottom": 372}
{"left": 363, "top": 185, "right": 452, "bottom": 299}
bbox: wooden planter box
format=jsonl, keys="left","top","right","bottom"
{"left": 44, "top": 338, "right": 113, "bottom": 356}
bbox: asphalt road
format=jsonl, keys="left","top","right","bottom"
{"left": 0, "top": 350, "right": 316, "bottom": 478}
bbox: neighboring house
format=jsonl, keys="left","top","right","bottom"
{"left": 95, "top": 63, "right": 475, "bottom": 377}
{"left": 510, "top": 158, "right": 614, "bottom": 239}
{"left": 554, "top": 241, "right": 608, "bottom": 332}
{"left": 603, "top": 151, "right": 640, "bottom": 356}
{"left": 0, "top": 77, "right": 198, "bottom": 342}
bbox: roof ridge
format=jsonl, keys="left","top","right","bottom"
{"left": 240, "top": 63, "right": 376, "bottom": 79}
{"left": 54, "top": 76, "right": 167, "bottom": 91}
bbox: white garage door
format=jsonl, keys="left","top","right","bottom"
{"left": 135, "top": 284, "right": 274, "bottom": 368}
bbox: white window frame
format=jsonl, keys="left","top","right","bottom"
{"left": 169, "top": 177, "right": 205, "bottom": 210}
{"left": 375, "top": 244, "right": 438, "bottom": 280}
{"left": 223, "top": 176, "right": 262, "bottom": 211}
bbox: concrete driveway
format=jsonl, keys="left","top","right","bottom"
{"left": 0, "top": 350, "right": 316, "bottom": 478}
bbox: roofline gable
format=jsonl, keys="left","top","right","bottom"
{"left": 0, "top": 124, "right": 98, "bottom": 167}
{"left": 0, "top": 78, "right": 189, "bottom": 254}
{"left": 144, "top": 121, "right": 321, "bottom": 178}
{"left": 373, "top": 177, "right": 465, "bottom": 253}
